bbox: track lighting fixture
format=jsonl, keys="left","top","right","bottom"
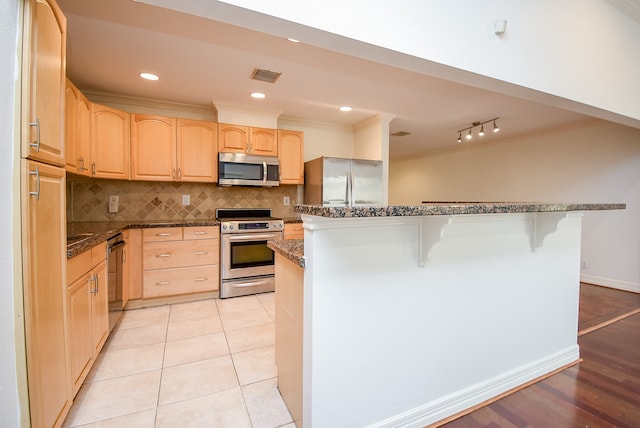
{"left": 456, "top": 118, "right": 500, "bottom": 143}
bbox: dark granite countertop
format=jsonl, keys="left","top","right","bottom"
{"left": 294, "top": 202, "right": 626, "bottom": 218}
{"left": 66, "top": 219, "right": 220, "bottom": 259}
{"left": 268, "top": 239, "right": 305, "bottom": 268}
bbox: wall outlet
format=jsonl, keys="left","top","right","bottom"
{"left": 108, "top": 195, "right": 119, "bottom": 213}
{"left": 182, "top": 195, "right": 190, "bottom": 206}
{"left": 283, "top": 196, "right": 290, "bottom": 206}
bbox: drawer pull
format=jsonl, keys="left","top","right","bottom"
{"left": 156, "top": 233, "right": 172, "bottom": 237}
{"left": 194, "top": 251, "right": 208, "bottom": 255}
{"left": 156, "top": 253, "right": 171, "bottom": 257}
{"left": 194, "top": 277, "right": 208, "bottom": 282}
{"left": 194, "top": 231, "right": 207, "bottom": 235}
{"left": 156, "top": 281, "right": 171, "bottom": 286}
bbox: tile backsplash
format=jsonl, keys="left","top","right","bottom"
{"left": 67, "top": 176, "right": 300, "bottom": 222}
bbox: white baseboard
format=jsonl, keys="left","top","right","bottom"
{"left": 372, "top": 347, "right": 579, "bottom": 428}
{"left": 581, "top": 274, "right": 640, "bottom": 293}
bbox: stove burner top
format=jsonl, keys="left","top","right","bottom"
{"left": 216, "top": 208, "right": 273, "bottom": 220}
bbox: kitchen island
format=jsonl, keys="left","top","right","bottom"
{"left": 270, "top": 202, "right": 625, "bottom": 427}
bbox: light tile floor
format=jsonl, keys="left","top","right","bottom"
{"left": 63, "top": 292, "right": 294, "bottom": 428}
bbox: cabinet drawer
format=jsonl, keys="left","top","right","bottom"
{"left": 143, "top": 265, "right": 219, "bottom": 298}
{"left": 67, "top": 249, "right": 92, "bottom": 285}
{"left": 284, "top": 223, "right": 304, "bottom": 240}
{"left": 91, "top": 242, "right": 107, "bottom": 265}
{"left": 183, "top": 226, "right": 219, "bottom": 240}
{"left": 143, "top": 240, "right": 218, "bottom": 270}
{"left": 143, "top": 227, "right": 183, "bottom": 242}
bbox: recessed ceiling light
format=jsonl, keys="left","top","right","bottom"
{"left": 250, "top": 92, "right": 266, "bottom": 99}
{"left": 339, "top": 106, "right": 352, "bottom": 112}
{"left": 139, "top": 72, "right": 159, "bottom": 81}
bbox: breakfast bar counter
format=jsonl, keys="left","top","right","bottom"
{"left": 271, "top": 202, "right": 624, "bottom": 427}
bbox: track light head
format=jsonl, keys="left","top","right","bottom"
{"left": 478, "top": 124, "right": 485, "bottom": 137}
{"left": 493, "top": 120, "right": 500, "bottom": 133}
{"left": 465, "top": 129, "right": 472, "bottom": 140}
{"left": 457, "top": 132, "right": 462, "bottom": 143}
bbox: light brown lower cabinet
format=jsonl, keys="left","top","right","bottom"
{"left": 66, "top": 242, "right": 108, "bottom": 396}
{"left": 284, "top": 223, "right": 304, "bottom": 240}
{"left": 142, "top": 226, "right": 220, "bottom": 298}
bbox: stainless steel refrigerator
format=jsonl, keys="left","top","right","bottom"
{"left": 304, "top": 157, "right": 384, "bottom": 206}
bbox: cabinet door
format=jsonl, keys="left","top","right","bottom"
{"left": 278, "top": 130, "right": 304, "bottom": 184}
{"left": 22, "top": 160, "right": 71, "bottom": 428}
{"left": 67, "top": 272, "right": 93, "bottom": 396}
{"left": 21, "top": 0, "right": 66, "bottom": 166}
{"left": 250, "top": 127, "right": 278, "bottom": 156}
{"left": 177, "top": 119, "right": 217, "bottom": 182}
{"left": 91, "top": 103, "right": 130, "bottom": 179}
{"left": 65, "top": 79, "right": 92, "bottom": 176}
{"left": 126, "top": 228, "right": 143, "bottom": 300}
{"left": 131, "top": 114, "right": 177, "bottom": 181}
{"left": 218, "top": 123, "right": 249, "bottom": 154}
{"left": 92, "top": 260, "right": 109, "bottom": 355}
{"left": 284, "top": 223, "right": 304, "bottom": 240}
{"left": 64, "top": 80, "right": 79, "bottom": 173}
{"left": 76, "top": 91, "right": 92, "bottom": 176}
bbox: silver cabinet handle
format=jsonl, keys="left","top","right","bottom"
{"left": 156, "top": 281, "right": 171, "bottom": 285}
{"left": 79, "top": 156, "right": 86, "bottom": 172}
{"left": 156, "top": 253, "right": 171, "bottom": 257}
{"left": 172, "top": 169, "right": 176, "bottom": 179}
{"left": 262, "top": 161, "right": 267, "bottom": 182}
{"left": 29, "top": 118, "right": 40, "bottom": 151}
{"left": 92, "top": 162, "right": 96, "bottom": 176}
{"left": 194, "top": 251, "right": 208, "bottom": 255}
{"left": 194, "top": 231, "right": 207, "bottom": 235}
{"left": 178, "top": 168, "right": 182, "bottom": 179}
{"left": 89, "top": 275, "right": 98, "bottom": 295}
{"left": 28, "top": 166, "right": 40, "bottom": 201}
{"left": 156, "top": 233, "right": 171, "bottom": 237}
{"left": 194, "top": 277, "right": 208, "bottom": 282}
{"left": 94, "top": 274, "right": 99, "bottom": 294}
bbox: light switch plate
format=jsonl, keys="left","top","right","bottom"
{"left": 182, "top": 195, "right": 190, "bottom": 206}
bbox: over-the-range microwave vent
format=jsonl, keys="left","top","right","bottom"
{"left": 251, "top": 68, "right": 282, "bottom": 83}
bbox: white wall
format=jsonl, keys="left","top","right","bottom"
{"left": 1, "top": 0, "right": 23, "bottom": 425}
{"left": 278, "top": 117, "right": 354, "bottom": 161}
{"left": 217, "top": 0, "right": 640, "bottom": 126}
{"left": 389, "top": 120, "right": 640, "bottom": 292}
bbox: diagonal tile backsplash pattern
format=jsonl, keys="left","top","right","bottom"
{"left": 67, "top": 176, "right": 299, "bottom": 222}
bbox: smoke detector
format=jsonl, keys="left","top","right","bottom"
{"left": 251, "top": 68, "right": 282, "bottom": 83}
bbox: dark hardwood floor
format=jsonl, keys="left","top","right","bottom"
{"left": 439, "top": 283, "right": 640, "bottom": 428}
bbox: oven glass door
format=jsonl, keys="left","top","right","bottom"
{"left": 221, "top": 233, "right": 280, "bottom": 280}
{"left": 231, "top": 240, "right": 273, "bottom": 269}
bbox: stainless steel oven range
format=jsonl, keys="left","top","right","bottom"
{"left": 217, "top": 208, "right": 284, "bottom": 298}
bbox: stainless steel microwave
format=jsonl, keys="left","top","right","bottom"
{"left": 218, "top": 152, "right": 280, "bottom": 187}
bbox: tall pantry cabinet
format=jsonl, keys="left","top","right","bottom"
{"left": 20, "top": 0, "right": 70, "bottom": 427}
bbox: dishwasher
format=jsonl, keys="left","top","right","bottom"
{"left": 107, "top": 233, "right": 126, "bottom": 331}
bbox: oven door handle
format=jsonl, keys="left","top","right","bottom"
{"left": 228, "top": 278, "right": 275, "bottom": 288}
{"left": 224, "top": 233, "right": 282, "bottom": 241}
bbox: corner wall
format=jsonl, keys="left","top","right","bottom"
{"left": 389, "top": 120, "right": 640, "bottom": 292}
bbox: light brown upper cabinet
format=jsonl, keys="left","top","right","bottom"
{"left": 278, "top": 129, "right": 304, "bottom": 184}
{"left": 131, "top": 115, "right": 218, "bottom": 182}
{"left": 177, "top": 119, "right": 218, "bottom": 182}
{"left": 91, "top": 103, "right": 130, "bottom": 179}
{"left": 21, "top": 0, "right": 66, "bottom": 167}
{"left": 131, "top": 114, "right": 176, "bottom": 181}
{"left": 65, "top": 79, "right": 91, "bottom": 176}
{"left": 218, "top": 123, "right": 278, "bottom": 156}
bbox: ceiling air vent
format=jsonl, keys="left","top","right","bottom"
{"left": 391, "top": 131, "right": 411, "bottom": 137}
{"left": 251, "top": 68, "right": 282, "bottom": 83}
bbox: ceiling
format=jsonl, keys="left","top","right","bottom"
{"left": 57, "top": 0, "right": 632, "bottom": 160}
